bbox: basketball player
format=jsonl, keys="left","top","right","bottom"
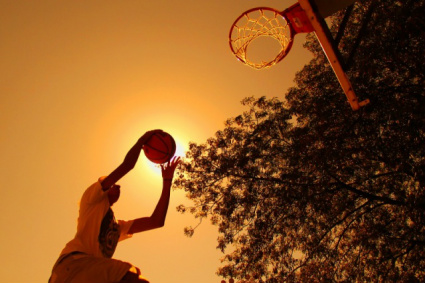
{"left": 49, "top": 130, "right": 181, "bottom": 283}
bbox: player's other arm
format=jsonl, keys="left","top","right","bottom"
{"left": 128, "top": 157, "right": 180, "bottom": 234}
{"left": 101, "top": 130, "right": 160, "bottom": 191}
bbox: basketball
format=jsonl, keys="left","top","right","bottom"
{"left": 143, "top": 130, "right": 176, "bottom": 164}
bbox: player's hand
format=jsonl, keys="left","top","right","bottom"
{"left": 161, "top": 156, "right": 181, "bottom": 180}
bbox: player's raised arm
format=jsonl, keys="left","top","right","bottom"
{"left": 128, "top": 156, "right": 181, "bottom": 234}
{"left": 101, "top": 130, "right": 161, "bottom": 191}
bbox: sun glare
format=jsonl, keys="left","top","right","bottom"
{"left": 144, "top": 135, "right": 187, "bottom": 176}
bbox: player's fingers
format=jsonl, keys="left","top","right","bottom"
{"left": 172, "top": 156, "right": 181, "bottom": 167}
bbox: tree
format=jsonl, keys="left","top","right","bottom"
{"left": 174, "top": 0, "right": 425, "bottom": 281}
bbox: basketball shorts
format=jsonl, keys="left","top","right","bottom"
{"left": 49, "top": 252, "right": 140, "bottom": 283}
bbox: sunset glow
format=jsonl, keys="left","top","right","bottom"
{"left": 0, "top": 1, "right": 311, "bottom": 283}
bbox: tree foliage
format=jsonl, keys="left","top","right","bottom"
{"left": 174, "top": 0, "right": 425, "bottom": 281}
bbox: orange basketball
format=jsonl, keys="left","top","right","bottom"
{"left": 143, "top": 131, "right": 176, "bottom": 164}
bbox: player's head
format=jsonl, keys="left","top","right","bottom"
{"left": 108, "top": 184, "right": 121, "bottom": 206}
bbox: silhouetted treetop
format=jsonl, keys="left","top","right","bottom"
{"left": 175, "top": 0, "right": 425, "bottom": 282}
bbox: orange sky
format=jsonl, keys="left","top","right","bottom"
{"left": 0, "top": 1, "right": 312, "bottom": 282}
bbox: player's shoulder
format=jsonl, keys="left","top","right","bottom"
{"left": 81, "top": 178, "right": 107, "bottom": 204}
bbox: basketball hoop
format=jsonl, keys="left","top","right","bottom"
{"left": 229, "top": 0, "right": 369, "bottom": 111}
{"left": 229, "top": 4, "right": 313, "bottom": 70}
{"left": 229, "top": 8, "right": 292, "bottom": 70}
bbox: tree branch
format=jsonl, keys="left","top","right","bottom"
{"left": 335, "top": 4, "right": 354, "bottom": 47}
{"left": 346, "top": 1, "right": 378, "bottom": 70}
{"left": 326, "top": 170, "right": 406, "bottom": 206}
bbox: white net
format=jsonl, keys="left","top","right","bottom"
{"left": 229, "top": 8, "right": 292, "bottom": 69}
